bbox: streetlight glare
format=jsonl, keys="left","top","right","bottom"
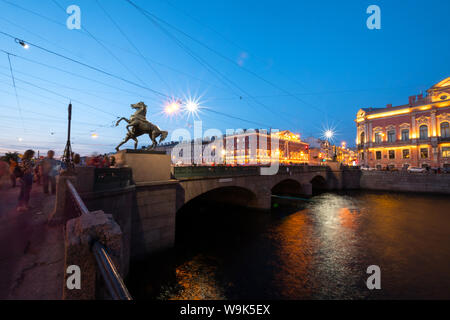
{"left": 185, "top": 100, "right": 199, "bottom": 112}
{"left": 325, "top": 130, "right": 333, "bottom": 139}
{"left": 164, "top": 100, "right": 181, "bottom": 115}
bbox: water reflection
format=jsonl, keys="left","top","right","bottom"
{"left": 129, "top": 191, "right": 450, "bottom": 300}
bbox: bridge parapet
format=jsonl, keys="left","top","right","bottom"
{"left": 174, "top": 164, "right": 328, "bottom": 179}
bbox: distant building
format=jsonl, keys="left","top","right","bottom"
{"left": 356, "top": 77, "right": 450, "bottom": 169}
{"left": 163, "top": 129, "right": 310, "bottom": 166}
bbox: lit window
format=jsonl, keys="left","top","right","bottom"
{"left": 401, "top": 129, "right": 409, "bottom": 141}
{"left": 387, "top": 130, "right": 396, "bottom": 142}
{"left": 419, "top": 125, "right": 428, "bottom": 139}
{"left": 441, "top": 122, "right": 450, "bottom": 138}
{"left": 374, "top": 132, "right": 382, "bottom": 143}
{"left": 420, "top": 148, "right": 428, "bottom": 159}
{"left": 442, "top": 147, "right": 450, "bottom": 158}
{"left": 403, "top": 149, "right": 410, "bottom": 159}
{"left": 389, "top": 150, "right": 395, "bottom": 159}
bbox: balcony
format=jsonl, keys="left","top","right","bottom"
{"left": 438, "top": 136, "right": 450, "bottom": 143}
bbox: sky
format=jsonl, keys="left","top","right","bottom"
{"left": 0, "top": 0, "right": 449, "bottom": 156}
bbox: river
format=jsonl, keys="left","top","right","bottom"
{"left": 128, "top": 190, "right": 450, "bottom": 300}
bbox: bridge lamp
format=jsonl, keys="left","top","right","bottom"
{"left": 325, "top": 130, "right": 333, "bottom": 140}
{"left": 185, "top": 100, "right": 199, "bottom": 112}
{"left": 164, "top": 101, "right": 181, "bottom": 115}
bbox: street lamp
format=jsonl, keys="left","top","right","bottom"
{"left": 15, "top": 38, "right": 29, "bottom": 49}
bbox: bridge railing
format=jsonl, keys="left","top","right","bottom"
{"left": 174, "top": 164, "right": 327, "bottom": 179}
{"left": 66, "top": 180, "right": 132, "bottom": 300}
{"left": 174, "top": 165, "right": 260, "bottom": 179}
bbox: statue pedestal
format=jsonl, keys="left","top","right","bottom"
{"left": 114, "top": 149, "right": 171, "bottom": 183}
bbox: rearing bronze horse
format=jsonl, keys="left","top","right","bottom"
{"left": 115, "top": 102, "right": 168, "bottom": 151}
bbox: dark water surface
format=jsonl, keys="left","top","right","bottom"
{"left": 129, "top": 191, "right": 450, "bottom": 299}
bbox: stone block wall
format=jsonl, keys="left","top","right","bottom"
{"left": 360, "top": 171, "right": 450, "bottom": 194}
{"left": 131, "top": 182, "right": 178, "bottom": 260}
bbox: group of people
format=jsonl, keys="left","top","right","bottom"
{"left": 8, "top": 151, "right": 117, "bottom": 212}
{"left": 11, "top": 150, "right": 59, "bottom": 212}
{"left": 86, "top": 154, "right": 116, "bottom": 168}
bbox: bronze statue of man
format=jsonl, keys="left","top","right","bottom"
{"left": 115, "top": 102, "right": 168, "bottom": 151}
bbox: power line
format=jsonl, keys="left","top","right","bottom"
{"left": 0, "top": 50, "right": 161, "bottom": 104}
{"left": 5, "top": 52, "right": 24, "bottom": 131}
{"left": 94, "top": 0, "right": 172, "bottom": 93}
{"left": 126, "top": 0, "right": 300, "bottom": 129}
{"left": 125, "top": 0, "right": 326, "bottom": 117}
{"left": 0, "top": 0, "right": 230, "bottom": 93}
{"left": 0, "top": 31, "right": 171, "bottom": 100}
{"left": 0, "top": 61, "right": 118, "bottom": 117}
{"left": 51, "top": 0, "right": 147, "bottom": 86}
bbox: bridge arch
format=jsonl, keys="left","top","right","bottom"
{"left": 177, "top": 185, "right": 258, "bottom": 212}
{"left": 271, "top": 178, "right": 309, "bottom": 197}
{"left": 310, "top": 175, "right": 327, "bottom": 195}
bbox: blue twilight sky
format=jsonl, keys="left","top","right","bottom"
{"left": 0, "top": 0, "right": 449, "bottom": 155}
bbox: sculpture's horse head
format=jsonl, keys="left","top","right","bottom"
{"left": 131, "top": 101, "right": 147, "bottom": 110}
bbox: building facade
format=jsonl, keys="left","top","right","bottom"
{"left": 162, "top": 130, "right": 309, "bottom": 166}
{"left": 356, "top": 77, "right": 450, "bottom": 169}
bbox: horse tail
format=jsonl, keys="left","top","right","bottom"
{"left": 159, "top": 131, "right": 168, "bottom": 142}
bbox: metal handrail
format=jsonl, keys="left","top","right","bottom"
{"left": 92, "top": 242, "right": 133, "bottom": 300}
{"left": 65, "top": 179, "right": 132, "bottom": 300}
{"left": 66, "top": 179, "right": 89, "bottom": 216}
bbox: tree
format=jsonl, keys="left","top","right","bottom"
{"left": 0, "top": 152, "right": 20, "bottom": 163}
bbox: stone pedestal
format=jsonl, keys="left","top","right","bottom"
{"left": 48, "top": 175, "right": 77, "bottom": 225}
{"left": 63, "top": 210, "right": 124, "bottom": 300}
{"left": 114, "top": 149, "right": 171, "bottom": 183}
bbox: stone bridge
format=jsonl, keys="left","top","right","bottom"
{"left": 74, "top": 150, "right": 360, "bottom": 266}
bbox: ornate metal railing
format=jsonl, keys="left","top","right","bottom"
{"left": 66, "top": 180, "right": 132, "bottom": 300}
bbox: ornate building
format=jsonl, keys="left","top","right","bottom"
{"left": 356, "top": 77, "right": 450, "bottom": 169}
{"left": 164, "top": 130, "right": 309, "bottom": 166}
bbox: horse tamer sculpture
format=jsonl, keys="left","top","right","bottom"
{"left": 115, "top": 102, "right": 168, "bottom": 151}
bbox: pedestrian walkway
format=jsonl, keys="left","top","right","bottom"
{"left": 0, "top": 182, "right": 64, "bottom": 299}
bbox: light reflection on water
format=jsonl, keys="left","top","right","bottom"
{"left": 130, "top": 191, "right": 450, "bottom": 300}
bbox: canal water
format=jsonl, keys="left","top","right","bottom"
{"left": 128, "top": 191, "right": 450, "bottom": 300}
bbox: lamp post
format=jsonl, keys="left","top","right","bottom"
{"left": 61, "top": 102, "right": 74, "bottom": 174}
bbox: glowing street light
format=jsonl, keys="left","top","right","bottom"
{"left": 325, "top": 130, "right": 334, "bottom": 140}
{"left": 91, "top": 133, "right": 98, "bottom": 139}
{"left": 15, "top": 38, "right": 29, "bottom": 49}
{"left": 185, "top": 100, "right": 199, "bottom": 112}
{"left": 164, "top": 100, "right": 181, "bottom": 115}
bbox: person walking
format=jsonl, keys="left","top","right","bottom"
{"left": 41, "top": 150, "right": 58, "bottom": 195}
{"left": 17, "top": 149, "right": 35, "bottom": 212}
{"left": 9, "top": 158, "right": 17, "bottom": 187}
